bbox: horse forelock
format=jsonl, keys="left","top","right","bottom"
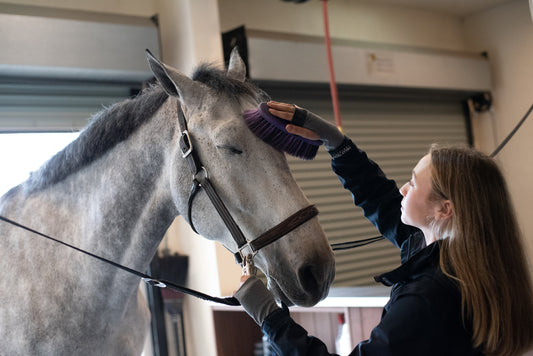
{"left": 25, "top": 85, "right": 169, "bottom": 192}
{"left": 192, "top": 63, "right": 270, "bottom": 103}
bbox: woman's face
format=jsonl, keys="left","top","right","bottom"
{"left": 399, "top": 154, "right": 439, "bottom": 234}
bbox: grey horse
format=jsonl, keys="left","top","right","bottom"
{"left": 0, "top": 49, "right": 335, "bottom": 355}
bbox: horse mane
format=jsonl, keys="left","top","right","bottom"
{"left": 192, "top": 63, "right": 270, "bottom": 103}
{"left": 25, "top": 85, "right": 169, "bottom": 192}
{"left": 24, "top": 63, "right": 268, "bottom": 193}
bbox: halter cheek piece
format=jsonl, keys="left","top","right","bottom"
{"left": 177, "top": 103, "right": 318, "bottom": 275}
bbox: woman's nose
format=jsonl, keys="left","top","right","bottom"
{"left": 399, "top": 182, "right": 408, "bottom": 196}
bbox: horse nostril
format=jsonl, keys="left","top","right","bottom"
{"left": 298, "top": 264, "right": 321, "bottom": 296}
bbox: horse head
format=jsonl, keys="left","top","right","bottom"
{"left": 147, "top": 49, "right": 335, "bottom": 306}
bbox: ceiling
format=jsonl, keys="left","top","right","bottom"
{"left": 366, "top": 0, "right": 516, "bottom": 17}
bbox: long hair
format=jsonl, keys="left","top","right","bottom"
{"left": 429, "top": 145, "right": 533, "bottom": 356}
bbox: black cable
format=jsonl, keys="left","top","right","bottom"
{"left": 490, "top": 103, "right": 533, "bottom": 157}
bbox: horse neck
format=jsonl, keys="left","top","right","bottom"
{"left": 29, "top": 102, "right": 179, "bottom": 279}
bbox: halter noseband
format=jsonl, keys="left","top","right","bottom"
{"left": 177, "top": 103, "right": 318, "bottom": 274}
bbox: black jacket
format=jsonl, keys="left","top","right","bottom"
{"left": 262, "top": 138, "right": 482, "bottom": 355}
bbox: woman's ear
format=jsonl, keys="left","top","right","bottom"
{"left": 436, "top": 200, "right": 454, "bottom": 221}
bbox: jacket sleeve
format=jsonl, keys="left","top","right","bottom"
{"left": 329, "top": 138, "right": 417, "bottom": 250}
{"left": 263, "top": 296, "right": 442, "bottom": 356}
{"left": 262, "top": 306, "right": 339, "bottom": 356}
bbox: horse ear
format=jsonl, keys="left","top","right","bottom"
{"left": 145, "top": 49, "right": 202, "bottom": 103}
{"left": 227, "top": 47, "right": 246, "bottom": 82}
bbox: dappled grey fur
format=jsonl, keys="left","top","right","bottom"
{"left": 25, "top": 85, "right": 169, "bottom": 192}
{"left": 25, "top": 66, "right": 268, "bottom": 194}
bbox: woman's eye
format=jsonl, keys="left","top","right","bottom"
{"left": 217, "top": 145, "right": 243, "bottom": 155}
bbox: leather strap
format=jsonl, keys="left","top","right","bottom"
{"left": 249, "top": 205, "right": 318, "bottom": 252}
{"left": 196, "top": 174, "right": 247, "bottom": 249}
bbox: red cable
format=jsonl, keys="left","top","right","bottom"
{"left": 321, "top": 0, "right": 342, "bottom": 130}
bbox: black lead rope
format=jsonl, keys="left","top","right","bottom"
{"left": 0, "top": 215, "right": 240, "bottom": 306}
{"left": 331, "top": 235, "right": 385, "bottom": 251}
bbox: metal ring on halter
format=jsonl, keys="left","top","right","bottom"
{"left": 193, "top": 166, "right": 209, "bottom": 182}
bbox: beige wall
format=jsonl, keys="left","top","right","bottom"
{"left": 218, "top": 0, "right": 468, "bottom": 52}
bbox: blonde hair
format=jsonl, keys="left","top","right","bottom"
{"left": 429, "top": 145, "right": 533, "bottom": 356}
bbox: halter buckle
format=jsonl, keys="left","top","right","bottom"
{"left": 180, "top": 130, "right": 193, "bottom": 158}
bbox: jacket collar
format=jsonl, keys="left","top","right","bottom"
{"left": 375, "top": 241, "right": 441, "bottom": 287}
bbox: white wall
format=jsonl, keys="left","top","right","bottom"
{"left": 463, "top": 0, "right": 533, "bottom": 275}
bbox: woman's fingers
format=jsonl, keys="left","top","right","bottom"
{"left": 267, "top": 101, "right": 295, "bottom": 120}
{"left": 286, "top": 124, "right": 321, "bottom": 141}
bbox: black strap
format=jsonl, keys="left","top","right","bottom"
{"left": 187, "top": 179, "right": 201, "bottom": 234}
{"left": 197, "top": 175, "right": 248, "bottom": 249}
{"left": 0, "top": 214, "right": 240, "bottom": 306}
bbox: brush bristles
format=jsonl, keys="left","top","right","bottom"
{"left": 244, "top": 108, "right": 320, "bottom": 160}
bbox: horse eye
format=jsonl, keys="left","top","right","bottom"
{"left": 217, "top": 145, "right": 243, "bottom": 155}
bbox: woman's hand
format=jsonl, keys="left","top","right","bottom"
{"left": 233, "top": 275, "right": 280, "bottom": 326}
{"left": 267, "top": 101, "right": 321, "bottom": 141}
{"left": 267, "top": 101, "right": 344, "bottom": 150}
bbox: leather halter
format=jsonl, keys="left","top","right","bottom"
{"left": 177, "top": 103, "right": 318, "bottom": 272}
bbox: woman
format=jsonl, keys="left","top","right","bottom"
{"left": 234, "top": 101, "right": 533, "bottom": 356}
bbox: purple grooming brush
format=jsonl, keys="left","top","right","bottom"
{"left": 244, "top": 103, "right": 322, "bottom": 160}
